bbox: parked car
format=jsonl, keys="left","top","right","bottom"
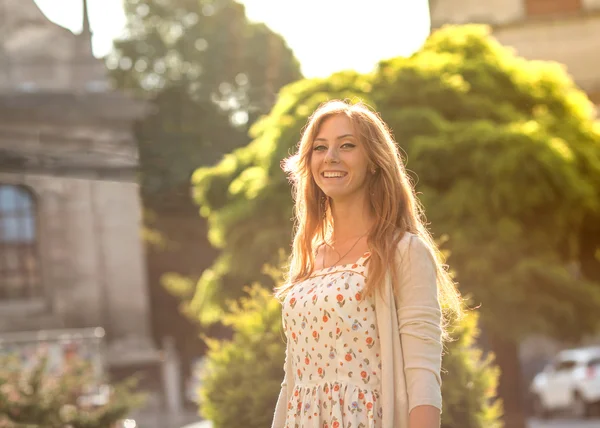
{"left": 530, "top": 345, "right": 600, "bottom": 419}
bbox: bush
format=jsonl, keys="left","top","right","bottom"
{"left": 0, "top": 353, "right": 145, "bottom": 428}
{"left": 441, "top": 310, "right": 503, "bottom": 428}
{"left": 199, "top": 283, "right": 285, "bottom": 428}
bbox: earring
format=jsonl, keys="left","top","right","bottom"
{"left": 371, "top": 167, "right": 377, "bottom": 174}
{"left": 321, "top": 195, "right": 328, "bottom": 219}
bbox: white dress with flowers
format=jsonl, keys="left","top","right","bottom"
{"left": 282, "top": 251, "right": 384, "bottom": 428}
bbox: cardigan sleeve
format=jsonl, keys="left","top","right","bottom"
{"left": 271, "top": 321, "right": 291, "bottom": 428}
{"left": 393, "top": 233, "right": 443, "bottom": 414}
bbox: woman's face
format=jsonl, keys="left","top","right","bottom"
{"left": 310, "top": 114, "right": 371, "bottom": 202}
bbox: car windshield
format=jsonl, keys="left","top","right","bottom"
{"left": 554, "top": 360, "right": 577, "bottom": 371}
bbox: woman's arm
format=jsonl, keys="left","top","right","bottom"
{"left": 271, "top": 324, "right": 291, "bottom": 428}
{"left": 394, "top": 234, "right": 443, "bottom": 428}
{"left": 409, "top": 404, "right": 441, "bottom": 428}
{"left": 271, "top": 382, "right": 288, "bottom": 428}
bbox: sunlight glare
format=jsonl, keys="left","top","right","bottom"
{"left": 33, "top": 0, "right": 430, "bottom": 78}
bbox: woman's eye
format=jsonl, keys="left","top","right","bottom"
{"left": 313, "top": 145, "right": 326, "bottom": 151}
{"left": 341, "top": 142, "right": 355, "bottom": 149}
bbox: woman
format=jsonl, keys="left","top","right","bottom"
{"left": 271, "top": 100, "right": 462, "bottom": 428}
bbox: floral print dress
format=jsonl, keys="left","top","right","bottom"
{"left": 282, "top": 251, "right": 383, "bottom": 428}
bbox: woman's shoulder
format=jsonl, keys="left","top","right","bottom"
{"left": 393, "top": 231, "right": 417, "bottom": 252}
{"left": 393, "top": 231, "right": 434, "bottom": 262}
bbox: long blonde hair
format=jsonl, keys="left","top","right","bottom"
{"left": 277, "top": 100, "right": 462, "bottom": 327}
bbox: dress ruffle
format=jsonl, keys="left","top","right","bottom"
{"left": 286, "top": 381, "right": 382, "bottom": 428}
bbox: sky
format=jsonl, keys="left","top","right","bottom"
{"left": 33, "top": 0, "right": 432, "bottom": 78}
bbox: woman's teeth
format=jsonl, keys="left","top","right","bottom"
{"left": 323, "top": 172, "right": 347, "bottom": 178}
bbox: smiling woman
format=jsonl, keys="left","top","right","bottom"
{"left": 271, "top": 100, "right": 463, "bottom": 428}
{"left": 311, "top": 115, "right": 372, "bottom": 203}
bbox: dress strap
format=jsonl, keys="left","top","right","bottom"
{"left": 355, "top": 250, "right": 372, "bottom": 266}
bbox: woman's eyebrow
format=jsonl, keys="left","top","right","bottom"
{"left": 313, "top": 133, "right": 355, "bottom": 143}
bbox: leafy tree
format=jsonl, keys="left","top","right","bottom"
{"left": 192, "top": 24, "right": 600, "bottom": 428}
{"left": 0, "top": 354, "right": 144, "bottom": 428}
{"left": 109, "top": 0, "right": 303, "bottom": 200}
{"left": 372, "top": 25, "right": 600, "bottom": 428}
{"left": 199, "top": 280, "right": 502, "bottom": 428}
{"left": 106, "top": 0, "right": 303, "bottom": 380}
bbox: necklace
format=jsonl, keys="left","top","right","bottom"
{"left": 322, "top": 231, "right": 368, "bottom": 269}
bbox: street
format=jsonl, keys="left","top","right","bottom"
{"left": 528, "top": 418, "right": 600, "bottom": 428}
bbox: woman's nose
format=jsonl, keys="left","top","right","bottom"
{"left": 324, "top": 148, "right": 340, "bottom": 164}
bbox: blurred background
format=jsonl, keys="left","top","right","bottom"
{"left": 1, "top": 1, "right": 600, "bottom": 428}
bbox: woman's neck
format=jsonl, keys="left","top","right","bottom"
{"left": 328, "top": 195, "right": 374, "bottom": 244}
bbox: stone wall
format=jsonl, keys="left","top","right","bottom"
{"left": 494, "top": 14, "right": 600, "bottom": 94}
{"left": 0, "top": 174, "right": 156, "bottom": 362}
{"left": 0, "top": 92, "right": 157, "bottom": 367}
{"left": 430, "top": 0, "right": 525, "bottom": 27}
{"left": 525, "top": 0, "right": 583, "bottom": 16}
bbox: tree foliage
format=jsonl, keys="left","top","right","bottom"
{"left": 373, "top": 26, "right": 600, "bottom": 341}
{"left": 191, "top": 24, "right": 600, "bottom": 336}
{"left": 441, "top": 311, "right": 502, "bottom": 428}
{"left": 105, "top": 0, "right": 304, "bottom": 380}
{"left": 199, "top": 282, "right": 285, "bottom": 428}
{"left": 192, "top": 24, "right": 600, "bottom": 427}
{"left": 108, "top": 0, "right": 303, "bottom": 200}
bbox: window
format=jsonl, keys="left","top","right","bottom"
{"left": 0, "top": 184, "right": 42, "bottom": 300}
{"left": 525, "top": 0, "right": 582, "bottom": 17}
{"left": 555, "top": 359, "right": 577, "bottom": 371}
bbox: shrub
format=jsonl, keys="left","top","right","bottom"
{"left": 199, "top": 284, "right": 285, "bottom": 428}
{"left": 441, "top": 310, "right": 503, "bottom": 428}
{"left": 0, "top": 353, "right": 144, "bottom": 428}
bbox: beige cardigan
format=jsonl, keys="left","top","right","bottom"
{"left": 271, "top": 232, "right": 443, "bottom": 428}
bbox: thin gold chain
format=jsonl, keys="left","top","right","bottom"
{"left": 322, "top": 231, "right": 368, "bottom": 269}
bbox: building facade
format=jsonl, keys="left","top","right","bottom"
{"left": 0, "top": 0, "right": 158, "bottom": 370}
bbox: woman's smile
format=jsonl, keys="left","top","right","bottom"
{"left": 322, "top": 170, "right": 348, "bottom": 179}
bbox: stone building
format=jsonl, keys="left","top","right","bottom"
{"left": 0, "top": 0, "right": 159, "bottom": 371}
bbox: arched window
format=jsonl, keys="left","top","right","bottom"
{"left": 0, "top": 184, "right": 41, "bottom": 300}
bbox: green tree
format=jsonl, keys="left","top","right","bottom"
{"left": 109, "top": 0, "right": 303, "bottom": 200}
{"left": 372, "top": 25, "right": 600, "bottom": 428}
{"left": 106, "top": 0, "right": 303, "bottom": 378}
{"left": 192, "top": 24, "right": 600, "bottom": 428}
